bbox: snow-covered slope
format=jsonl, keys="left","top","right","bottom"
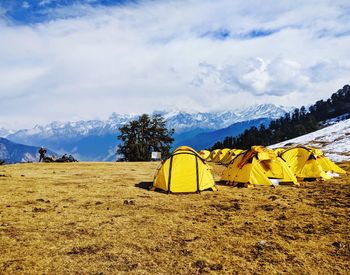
{"left": 270, "top": 119, "right": 350, "bottom": 162}
{"left": 7, "top": 113, "right": 136, "bottom": 142}
{"left": 0, "top": 128, "right": 14, "bottom": 137}
{"left": 162, "top": 104, "right": 293, "bottom": 132}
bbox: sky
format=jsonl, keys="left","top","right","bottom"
{"left": 0, "top": 0, "right": 349, "bottom": 129}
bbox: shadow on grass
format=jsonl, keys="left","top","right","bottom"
{"left": 135, "top": 181, "right": 153, "bottom": 190}
{"left": 135, "top": 182, "right": 220, "bottom": 194}
{"left": 134, "top": 181, "right": 168, "bottom": 194}
{"left": 215, "top": 181, "right": 249, "bottom": 188}
{"left": 215, "top": 180, "right": 228, "bottom": 186}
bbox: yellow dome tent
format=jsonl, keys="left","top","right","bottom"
{"left": 152, "top": 146, "right": 217, "bottom": 193}
{"left": 221, "top": 151, "right": 245, "bottom": 181}
{"left": 212, "top": 148, "right": 230, "bottom": 163}
{"left": 220, "top": 149, "right": 244, "bottom": 165}
{"left": 273, "top": 147, "right": 286, "bottom": 156}
{"left": 309, "top": 148, "right": 346, "bottom": 174}
{"left": 207, "top": 149, "right": 220, "bottom": 162}
{"left": 280, "top": 146, "right": 346, "bottom": 180}
{"left": 198, "top": 150, "right": 210, "bottom": 160}
{"left": 221, "top": 146, "right": 298, "bottom": 187}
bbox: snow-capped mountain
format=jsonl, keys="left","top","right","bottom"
{"left": 6, "top": 104, "right": 291, "bottom": 140}
{"left": 270, "top": 118, "right": 350, "bottom": 162}
{"left": 162, "top": 103, "right": 292, "bottom": 132}
{"left": 235, "top": 104, "right": 295, "bottom": 121}
{"left": 3, "top": 104, "right": 293, "bottom": 161}
{"left": 0, "top": 128, "right": 14, "bottom": 137}
{"left": 173, "top": 117, "right": 272, "bottom": 150}
{"left": 7, "top": 113, "right": 137, "bottom": 143}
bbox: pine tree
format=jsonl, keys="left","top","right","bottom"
{"left": 211, "top": 84, "right": 350, "bottom": 150}
{"left": 117, "top": 114, "right": 174, "bottom": 161}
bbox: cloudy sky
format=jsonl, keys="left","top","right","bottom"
{"left": 0, "top": 0, "right": 349, "bottom": 129}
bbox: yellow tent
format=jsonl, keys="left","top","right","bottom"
{"left": 221, "top": 151, "right": 245, "bottom": 181}
{"left": 212, "top": 148, "right": 230, "bottom": 163}
{"left": 152, "top": 146, "right": 217, "bottom": 193}
{"left": 280, "top": 146, "right": 346, "bottom": 180}
{"left": 310, "top": 148, "right": 346, "bottom": 174}
{"left": 220, "top": 149, "right": 244, "bottom": 165}
{"left": 221, "top": 146, "right": 298, "bottom": 187}
{"left": 273, "top": 147, "right": 286, "bottom": 156}
{"left": 198, "top": 150, "right": 210, "bottom": 160}
{"left": 207, "top": 149, "right": 220, "bottom": 162}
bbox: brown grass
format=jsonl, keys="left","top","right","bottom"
{"left": 0, "top": 161, "right": 349, "bottom": 274}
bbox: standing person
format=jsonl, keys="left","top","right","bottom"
{"left": 38, "top": 147, "right": 47, "bottom": 162}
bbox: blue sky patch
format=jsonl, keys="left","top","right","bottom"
{"left": 201, "top": 28, "right": 277, "bottom": 41}
{"left": 240, "top": 29, "right": 277, "bottom": 39}
{"left": 0, "top": 0, "right": 138, "bottom": 24}
{"left": 200, "top": 28, "right": 231, "bottom": 40}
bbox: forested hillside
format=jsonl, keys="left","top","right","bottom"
{"left": 212, "top": 85, "right": 350, "bottom": 149}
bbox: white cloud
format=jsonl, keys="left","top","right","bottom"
{"left": 0, "top": 0, "right": 349, "bottom": 129}
{"left": 22, "top": 1, "right": 30, "bottom": 9}
{"left": 39, "top": 0, "right": 53, "bottom": 6}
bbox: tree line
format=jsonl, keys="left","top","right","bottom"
{"left": 212, "top": 85, "right": 350, "bottom": 149}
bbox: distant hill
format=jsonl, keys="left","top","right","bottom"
{"left": 0, "top": 138, "right": 56, "bottom": 164}
{"left": 213, "top": 85, "right": 350, "bottom": 150}
{"left": 3, "top": 104, "right": 292, "bottom": 160}
{"left": 173, "top": 118, "right": 271, "bottom": 150}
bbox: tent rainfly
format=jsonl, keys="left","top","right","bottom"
{"left": 220, "top": 149, "right": 244, "bottom": 165}
{"left": 198, "top": 150, "right": 210, "bottom": 160}
{"left": 152, "top": 146, "right": 217, "bottom": 193}
{"left": 221, "top": 146, "right": 298, "bottom": 187}
{"left": 279, "top": 146, "right": 346, "bottom": 180}
{"left": 212, "top": 148, "right": 231, "bottom": 163}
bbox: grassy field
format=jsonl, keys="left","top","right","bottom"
{"left": 0, "top": 161, "right": 349, "bottom": 274}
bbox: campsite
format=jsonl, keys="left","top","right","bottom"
{"left": 1, "top": 1, "right": 350, "bottom": 274}
{"left": 0, "top": 160, "right": 349, "bottom": 274}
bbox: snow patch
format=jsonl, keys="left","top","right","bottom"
{"left": 270, "top": 119, "right": 350, "bottom": 162}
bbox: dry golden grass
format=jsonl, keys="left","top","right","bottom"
{"left": 0, "top": 161, "right": 349, "bottom": 274}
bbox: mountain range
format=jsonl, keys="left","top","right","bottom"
{"left": 173, "top": 118, "right": 272, "bottom": 149}
{"left": 1, "top": 104, "right": 293, "bottom": 162}
{"left": 0, "top": 138, "right": 56, "bottom": 164}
